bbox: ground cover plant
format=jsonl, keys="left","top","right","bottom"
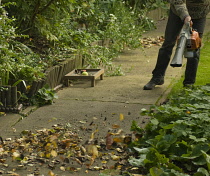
{"left": 128, "top": 84, "right": 210, "bottom": 176}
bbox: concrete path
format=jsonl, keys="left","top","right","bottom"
{"left": 1, "top": 15, "right": 210, "bottom": 176}
{"left": 0, "top": 18, "right": 185, "bottom": 137}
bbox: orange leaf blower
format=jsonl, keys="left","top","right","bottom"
{"left": 170, "top": 22, "right": 201, "bottom": 67}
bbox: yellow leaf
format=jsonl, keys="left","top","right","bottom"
{"left": 101, "top": 160, "right": 107, "bottom": 164}
{"left": 38, "top": 151, "right": 45, "bottom": 158}
{"left": 48, "top": 170, "right": 56, "bottom": 176}
{"left": 113, "top": 137, "right": 124, "bottom": 143}
{"left": 45, "top": 152, "right": 51, "bottom": 158}
{"left": 90, "top": 128, "right": 98, "bottom": 140}
{"left": 51, "top": 150, "right": 57, "bottom": 158}
{"left": 111, "top": 129, "right": 123, "bottom": 135}
{"left": 110, "top": 154, "right": 120, "bottom": 161}
{"left": 60, "top": 166, "right": 65, "bottom": 171}
{"left": 45, "top": 143, "right": 52, "bottom": 151}
{"left": 119, "top": 113, "right": 124, "bottom": 121}
{"left": 86, "top": 144, "right": 98, "bottom": 158}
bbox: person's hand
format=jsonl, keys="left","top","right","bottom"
{"left": 184, "top": 16, "right": 193, "bottom": 26}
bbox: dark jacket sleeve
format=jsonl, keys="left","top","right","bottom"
{"left": 170, "top": 0, "right": 189, "bottom": 21}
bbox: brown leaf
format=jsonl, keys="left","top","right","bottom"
{"left": 112, "top": 124, "right": 120, "bottom": 129}
{"left": 124, "top": 136, "right": 132, "bottom": 144}
{"left": 106, "top": 133, "right": 113, "bottom": 150}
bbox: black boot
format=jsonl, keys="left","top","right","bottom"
{"left": 143, "top": 77, "right": 164, "bottom": 90}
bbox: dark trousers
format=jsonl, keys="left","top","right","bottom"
{"left": 152, "top": 9, "right": 206, "bottom": 85}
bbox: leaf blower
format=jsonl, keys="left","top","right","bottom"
{"left": 170, "top": 22, "right": 201, "bottom": 67}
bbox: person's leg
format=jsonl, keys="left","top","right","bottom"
{"left": 183, "top": 18, "right": 206, "bottom": 86}
{"left": 144, "top": 9, "right": 183, "bottom": 90}
{"left": 152, "top": 10, "right": 183, "bottom": 77}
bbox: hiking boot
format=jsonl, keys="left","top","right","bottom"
{"left": 143, "top": 77, "right": 164, "bottom": 90}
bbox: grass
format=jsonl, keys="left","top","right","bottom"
{"left": 169, "top": 30, "right": 210, "bottom": 95}
{"left": 196, "top": 31, "right": 210, "bottom": 85}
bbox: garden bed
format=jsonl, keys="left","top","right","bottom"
{"left": 0, "top": 53, "right": 83, "bottom": 113}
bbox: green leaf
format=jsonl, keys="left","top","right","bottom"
{"left": 162, "top": 123, "right": 175, "bottom": 130}
{"left": 194, "top": 167, "right": 210, "bottom": 176}
{"left": 183, "top": 144, "right": 210, "bottom": 159}
{"left": 193, "top": 155, "right": 207, "bottom": 165}
{"left": 201, "top": 151, "right": 210, "bottom": 171}
{"left": 191, "top": 144, "right": 210, "bottom": 158}
{"left": 130, "top": 120, "right": 143, "bottom": 134}
{"left": 156, "top": 140, "right": 171, "bottom": 151}
{"left": 149, "top": 167, "right": 163, "bottom": 176}
{"left": 133, "top": 147, "right": 149, "bottom": 154}
{"left": 150, "top": 118, "right": 159, "bottom": 125}
{"left": 128, "top": 156, "right": 146, "bottom": 167}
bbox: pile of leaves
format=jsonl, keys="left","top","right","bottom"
{"left": 140, "top": 36, "right": 164, "bottom": 48}
{"left": 128, "top": 85, "right": 210, "bottom": 176}
{"left": 0, "top": 114, "right": 134, "bottom": 176}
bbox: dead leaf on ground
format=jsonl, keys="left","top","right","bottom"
{"left": 119, "top": 113, "right": 124, "bottom": 121}
{"left": 112, "top": 124, "right": 120, "bottom": 129}
{"left": 106, "top": 133, "right": 113, "bottom": 150}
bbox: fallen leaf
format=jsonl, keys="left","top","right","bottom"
{"left": 74, "top": 157, "right": 83, "bottom": 165}
{"left": 106, "top": 133, "right": 113, "bottom": 150}
{"left": 48, "top": 170, "right": 56, "bottom": 176}
{"left": 113, "top": 137, "right": 124, "bottom": 143}
{"left": 86, "top": 144, "right": 98, "bottom": 158}
{"left": 51, "top": 150, "right": 57, "bottom": 157}
{"left": 111, "top": 129, "right": 123, "bottom": 135}
{"left": 112, "top": 124, "right": 120, "bottom": 129}
{"left": 110, "top": 154, "right": 120, "bottom": 161}
{"left": 60, "top": 166, "right": 65, "bottom": 171}
{"left": 119, "top": 113, "right": 124, "bottom": 121}
{"left": 79, "top": 121, "right": 86, "bottom": 124}
{"left": 90, "top": 128, "right": 98, "bottom": 140}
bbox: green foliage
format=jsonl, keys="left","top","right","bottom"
{"left": 129, "top": 85, "right": 210, "bottom": 175}
{"left": 2, "top": 0, "right": 162, "bottom": 75}
{"left": 31, "top": 85, "right": 58, "bottom": 106}
{"left": 0, "top": 4, "right": 46, "bottom": 85}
